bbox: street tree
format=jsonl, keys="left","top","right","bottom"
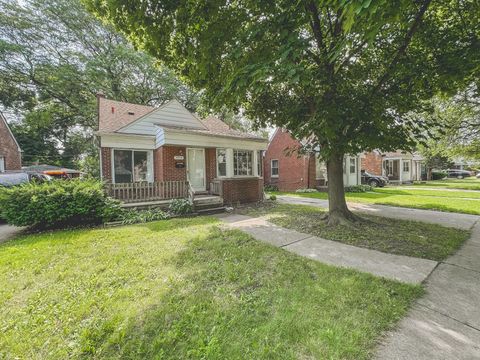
{"left": 85, "top": 0, "right": 478, "bottom": 224}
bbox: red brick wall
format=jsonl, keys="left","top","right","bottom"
{"left": 222, "top": 178, "right": 263, "bottom": 204}
{"left": 264, "top": 129, "right": 316, "bottom": 191}
{"left": 101, "top": 147, "right": 112, "bottom": 182}
{"left": 361, "top": 152, "right": 383, "bottom": 175}
{"left": 159, "top": 146, "right": 187, "bottom": 181}
{"left": 205, "top": 148, "right": 216, "bottom": 191}
{"left": 0, "top": 117, "right": 22, "bottom": 171}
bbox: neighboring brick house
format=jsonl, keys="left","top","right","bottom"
{"left": 362, "top": 151, "right": 426, "bottom": 183}
{"left": 97, "top": 96, "right": 268, "bottom": 205}
{"left": 264, "top": 128, "right": 360, "bottom": 191}
{"left": 0, "top": 112, "right": 22, "bottom": 172}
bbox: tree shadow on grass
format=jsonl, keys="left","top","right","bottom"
{"left": 87, "top": 226, "right": 422, "bottom": 360}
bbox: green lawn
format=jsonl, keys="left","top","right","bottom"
{"left": 413, "top": 177, "right": 480, "bottom": 191}
{"left": 271, "top": 186, "right": 480, "bottom": 215}
{"left": 0, "top": 217, "right": 422, "bottom": 359}
{"left": 241, "top": 203, "right": 470, "bottom": 261}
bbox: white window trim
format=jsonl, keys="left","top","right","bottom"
{"left": 111, "top": 148, "right": 154, "bottom": 184}
{"left": 256, "top": 150, "right": 263, "bottom": 178}
{"left": 216, "top": 148, "right": 227, "bottom": 178}
{"left": 233, "top": 149, "right": 255, "bottom": 177}
{"left": 403, "top": 160, "right": 410, "bottom": 172}
{"left": 349, "top": 158, "right": 356, "bottom": 174}
{"left": 271, "top": 159, "right": 279, "bottom": 178}
{"left": 0, "top": 156, "right": 5, "bottom": 172}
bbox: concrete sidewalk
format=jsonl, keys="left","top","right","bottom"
{"left": 220, "top": 210, "right": 480, "bottom": 358}
{"left": 277, "top": 195, "right": 479, "bottom": 230}
{"left": 217, "top": 214, "right": 437, "bottom": 285}
{"left": 375, "top": 220, "right": 480, "bottom": 359}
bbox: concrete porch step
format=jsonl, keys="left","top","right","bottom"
{"left": 194, "top": 195, "right": 223, "bottom": 205}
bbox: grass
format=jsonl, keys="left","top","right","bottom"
{"left": 0, "top": 217, "right": 423, "bottom": 359}
{"left": 240, "top": 203, "right": 470, "bottom": 261}
{"left": 270, "top": 186, "right": 480, "bottom": 215}
{"left": 413, "top": 177, "right": 480, "bottom": 191}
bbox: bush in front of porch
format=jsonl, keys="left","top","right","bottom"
{"left": 0, "top": 179, "right": 122, "bottom": 228}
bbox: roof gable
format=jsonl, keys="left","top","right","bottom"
{"left": 118, "top": 99, "right": 207, "bottom": 135}
{"left": 0, "top": 112, "right": 21, "bottom": 152}
{"left": 98, "top": 97, "right": 155, "bottom": 133}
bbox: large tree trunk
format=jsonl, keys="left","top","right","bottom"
{"left": 326, "top": 153, "right": 357, "bottom": 226}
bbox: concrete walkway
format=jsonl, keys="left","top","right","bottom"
{"left": 217, "top": 214, "right": 437, "bottom": 285}
{"left": 277, "top": 195, "right": 479, "bottom": 230}
{"left": 376, "top": 220, "right": 480, "bottom": 359}
{"left": 219, "top": 204, "right": 480, "bottom": 359}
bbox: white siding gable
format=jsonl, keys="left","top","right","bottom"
{"left": 119, "top": 99, "right": 206, "bottom": 135}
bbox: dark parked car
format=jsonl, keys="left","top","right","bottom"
{"left": 0, "top": 172, "right": 52, "bottom": 187}
{"left": 446, "top": 169, "right": 472, "bottom": 179}
{"left": 361, "top": 170, "right": 389, "bottom": 187}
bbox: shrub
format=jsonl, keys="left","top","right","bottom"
{"left": 295, "top": 188, "right": 318, "bottom": 193}
{"left": 432, "top": 171, "right": 447, "bottom": 180}
{"left": 344, "top": 185, "right": 373, "bottom": 193}
{"left": 0, "top": 179, "right": 121, "bottom": 227}
{"left": 269, "top": 194, "right": 277, "bottom": 201}
{"left": 264, "top": 184, "right": 278, "bottom": 192}
{"left": 168, "top": 198, "right": 193, "bottom": 215}
{"left": 120, "top": 208, "right": 170, "bottom": 225}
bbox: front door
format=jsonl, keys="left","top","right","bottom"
{"left": 187, "top": 148, "right": 206, "bottom": 192}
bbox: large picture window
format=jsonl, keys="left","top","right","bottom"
{"left": 217, "top": 149, "right": 227, "bottom": 177}
{"left": 113, "top": 149, "right": 151, "bottom": 183}
{"left": 234, "top": 150, "right": 253, "bottom": 176}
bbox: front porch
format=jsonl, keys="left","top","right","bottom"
{"left": 102, "top": 143, "right": 265, "bottom": 207}
{"left": 105, "top": 179, "right": 225, "bottom": 210}
{"left": 105, "top": 176, "right": 263, "bottom": 211}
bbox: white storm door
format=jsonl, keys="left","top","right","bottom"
{"left": 187, "top": 148, "right": 206, "bottom": 191}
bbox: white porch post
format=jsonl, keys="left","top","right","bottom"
{"left": 399, "top": 159, "right": 403, "bottom": 183}
{"left": 226, "top": 148, "right": 234, "bottom": 177}
{"left": 253, "top": 150, "right": 259, "bottom": 177}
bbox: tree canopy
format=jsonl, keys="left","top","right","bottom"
{"left": 86, "top": 0, "right": 478, "bottom": 156}
{"left": 0, "top": 0, "right": 200, "bottom": 170}
{"left": 85, "top": 0, "right": 479, "bottom": 223}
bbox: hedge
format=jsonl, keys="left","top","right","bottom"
{"left": 0, "top": 179, "right": 121, "bottom": 227}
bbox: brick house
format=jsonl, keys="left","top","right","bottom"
{"left": 264, "top": 128, "right": 360, "bottom": 191}
{"left": 361, "top": 151, "right": 426, "bottom": 183}
{"left": 0, "top": 112, "right": 22, "bottom": 172}
{"left": 97, "top": 96, "right": 268, "bottom": 206}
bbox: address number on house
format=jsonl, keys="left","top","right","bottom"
{"left": 174, "top": 155, "right": 184, "bottom": 160}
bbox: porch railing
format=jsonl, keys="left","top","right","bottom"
{"left": 106, "top": 181, "right": 188, "bottom": 203}
{"left": 210, "top": 180, "right": 223, "bottom": 196}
